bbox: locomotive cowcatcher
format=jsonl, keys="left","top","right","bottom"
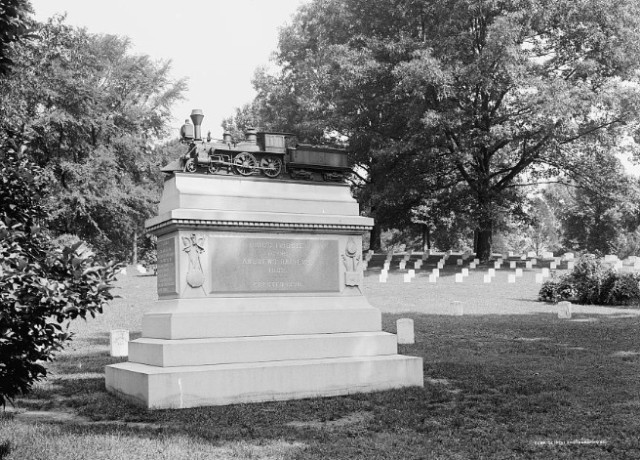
{"left": 162, "top": 109, "right": 351, "bottom": 182}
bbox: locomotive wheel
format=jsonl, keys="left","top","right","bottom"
{"left": 233, "top": 152, "right": 257, "bottom": 176}
{"left": 208, "top": 160, "right": 220, "bottom": 174}
{"left": 260, "top": 156, "right": 283, "bottom": 178}
{"left": 184, "top": 158, "right": 197, "bottom": 173}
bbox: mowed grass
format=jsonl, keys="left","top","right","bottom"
{"left": 2, "top": 267, "right": 640, "bottom": 459}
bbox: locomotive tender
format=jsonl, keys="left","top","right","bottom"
{"left": 162, "top": 109, "right": 350, "bottom": 182}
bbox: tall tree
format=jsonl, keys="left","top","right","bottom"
{"left": 255, "top": 0, "right": 640, "bottom": 260}
{"left": 0, "top": 16, "right": 187, "bottom": 259}
{"left": 0, "top": 0, "right": 32, "bottom": 75}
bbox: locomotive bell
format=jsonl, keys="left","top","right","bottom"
{"left": 190, "top": 109, "right": 204, "bottom": 141}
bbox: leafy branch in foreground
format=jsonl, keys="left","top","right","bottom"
{"left": 0, "top": 143, "right": 121, "bottom": 406}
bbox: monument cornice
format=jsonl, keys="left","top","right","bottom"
{"left": 147, "top": 217, "right": 373, "bottom": 235}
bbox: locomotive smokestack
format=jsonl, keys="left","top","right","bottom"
{"left": 190, "top": 109, "right": 204, "bottom": 141}
{"left": 246, "top": 127, "right": 257, "bottom": 144}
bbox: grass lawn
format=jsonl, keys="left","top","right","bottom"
{"left": 2, "top": 267, "right": 640, "bottom": 459}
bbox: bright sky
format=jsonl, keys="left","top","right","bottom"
{"left": 30, "top": 0, "right": 307, "bottom": 138}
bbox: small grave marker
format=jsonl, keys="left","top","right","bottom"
{"left": 396, "top": 318, "right": 415, "bottom": 344}
{"left": 399, "top": 260, "right": 406, "bottom": 270}
{"left": 378, "top": 274, "right": 387, "bottom": 283}
{"left": 510, "top": 261, "right": 516, "bottom": 269}
{"left": 542, "top": 268, "right": 550, "bottom": 277}
{"left": 526, "top": 261, "right": 532, "bottom": 269}
{"left": 508, "top": 274, "right": 516, "bottom": 283}
{"left": 408, "top": 269, "right": 416, "bottom": 278}
{"left": 469, "top": 262, "right": 476, "bottom": 269}
{"left": 520, "top": 255, "right": 527, "bottom": 260}
{"left": 549, "top": 262, "right": 556, "bottom": 270}
{"left": 403, "top": 274, "right": 411, "bottom": 283}
{"left": 110, "top": 329, "right": 129, "bottom": 357}
{"left": 455, "top": 274, "right": 463, "bottom": 283}
{"left": 515, "top": 268, "right": 523, "bottom": 277}
{"left": 567, "top": 261, "right": 575, "bottom": 270}
{"left": 494, "top": 261, "right": 501, "bottom": 269}
{"left": 457, "top": 259, "right": 463, "bottom": 266}
{"left": 432, "top": 268, "right": 440, "bottom": 277}
{"left": 558, "top": 301, "right": 572, "bottom": 319}
{"left": 428, "top": 274, "right": 437, "bottom": 283}
{"left": 531, "top": 258, "right": 537, "bottom": 266}
{"left": 563, "top": 252, "right": 574, "bottom": 260}
{"left": 461, "top": 268, "right": 469, "bottom": 277}
{"left": 488, "top": 268, "right": 496, "bottom": 277}
{"left": 483, "top": 274, "right": 491, "bottom": 283}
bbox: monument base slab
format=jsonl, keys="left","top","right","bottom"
{"left": 106, "top": 355, "right": 424, "bottom": 409}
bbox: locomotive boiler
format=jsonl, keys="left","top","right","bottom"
{"left": 162, "top": 109, "right": 351, "bottom": 182}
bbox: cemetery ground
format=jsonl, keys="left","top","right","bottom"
{"left": 2, "top": 264, "right": 640, "bottom": 459}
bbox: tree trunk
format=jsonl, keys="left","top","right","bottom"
{"left": 369, "top": 223, "right": 382, "bottom": 251}
{"left": 476, "top": 218, "right": 493, "bottom": 263}
{"left": 422, "top": 224, "right": 431, "bottom": 251}
{"left": 132, "top": 230, "right": 138, "bottom": 265}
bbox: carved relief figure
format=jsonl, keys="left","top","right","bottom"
{"left": 182, "top": 234, "right": 205, "bottom": 288}
{"left": 342, "top": 237, "right": 362, "bottom": 287}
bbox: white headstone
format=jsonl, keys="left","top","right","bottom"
{"left": 563, "top": 252, "right": 574, "bottom": 260}
{"left": 531, "top": 258, "right": 537, "bottom": 266}
{"left": 408, "top": 269, "right": 416, "bottom": 278}
{"left": 428, "top": 274, "right": 437, "bottom": 283}
{"left": 469, "top": 262, "right": 476, "bottom": 269}
{"left": 558, "top": 301, "right": 572, "bottom": 319}
{"left": 362, "top": 262, "right": 368, "bottom": 271}
{"left": 378, "top": 274, "right": 387, "bottom": 283}
{"left": 396, "top": 318, "right": 415, "bottom": 344}
{"left": 432, "top": 268, "right": 440, "bottom": 277}
{"left": 494, "top": 261, "right": 501, "bottom": 269}
{"left": 527, "top": 251, "right": 537, "bottom": 258}
{"left": 520, "top": 255, "right": 527, "bottom": 260}
{"left": 526, "top": 261, "right": 533, "bottom": 269}
{"left": 542, "top": 268, "right": 550, "bottom": 277}
{"left": 437, "top": 261, "right": 444, "bottom": 269}
{"left": 461, "top": 268, "right": 469, "bottom": 277}
{"left": 535, "top": 273, "right": 544, "bottom": 284}
{"left": 604, "top": 254, "right": 618, "bottom": 262}
{"left": 515, "top": 268, "right": 523, "bottom": 277}
{"left": 110, "top": 329, "right": 129, "bottom": 357}
{"left": 383, "top": 262, "right": 390, "bottom": 271}
{"left": 508, "top": 251, "right": 514, "bottom": 257}
{"left": 549, "top": 262, "right": 556, "bottom": 270}
{"left": 403, "top": 274, "right": 411, "bottom": 283}
{"left": 542, "top": 251, "right": 553, "bottom": 259}
{"left": 455, "top": 273, "right": 463, "bottom": 283}
{"left": 414, "top": 260, "right": 422, "bottom": 269}
{"left": 119, "top": 267, "right": 127, "bottom": 275}
{"left": 452, "top": 301, "right": 464, "bottom": 316}
{"left": 567, "top": 261, "right": 575, "bottom": 270}
{"left": 457, "top": 259, "right": 463, "bottom": 266}
{"left": 488, "top": 268, "right": 496, "bottom": 277}
{"left": 136, "top": 264, "right": 147, "bottom": 274}
{"left": 510, "top": 261, "right": 516, "bottom": 269}
{"left": 508, "top": 274, "right": 516, "bottom": 283}
{"left": 399, "top": 260, "right": 406, "bottom": 270}
{"left": 483, "top": 274, "right": 491, "bottom": 283}
{"left": 473, "top": 258, "right": 480, "bottom": 265}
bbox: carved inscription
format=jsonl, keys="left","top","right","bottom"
{"left": 157, "top": 237, "right": 177, "bottom": 295}
{"left": 210, "top": 237, "right": 339, "bottom": 293}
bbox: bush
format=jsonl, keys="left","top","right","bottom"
{"left": 0, "top": 146, "right": 121, "bottom": 406}
{"left": 538, "top": 276, "right": 576, "bottom": 303}
{"left": 538, "top": 254, "right": 640, "bottom": 306}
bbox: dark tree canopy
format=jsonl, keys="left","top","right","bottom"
{"left": 251, "top": 0, "right": 640, "bottom": 258}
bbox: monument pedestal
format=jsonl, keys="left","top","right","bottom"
{"left": 106, "top": 174, "right": 423, "bottom": 409}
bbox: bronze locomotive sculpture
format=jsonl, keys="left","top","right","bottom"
{"left": 163, "top": 109, "right": 350, "bottom": 182}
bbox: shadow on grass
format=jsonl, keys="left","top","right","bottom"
{"left": 9, "top": 313, "right": 640, "bottom": 459}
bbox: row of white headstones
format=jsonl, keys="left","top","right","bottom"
{"left": 374, "top": 251, "right": 578, "bottom": 284}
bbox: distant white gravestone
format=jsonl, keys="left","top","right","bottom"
{"left": 558, "top": 301, "right": 572, "bottom": 319}
{"left": 110, "top": 329, "right": 129, "bottom": 357}
{"left": 396, "top": 318, "right": 415, "bottom": 344}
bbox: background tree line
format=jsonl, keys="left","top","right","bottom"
{"left": 1, "top": 7, "right": 186, "bottom": 261}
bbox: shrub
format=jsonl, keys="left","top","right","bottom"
{"left": 538, "top": 254, "right": 640, "bottom": 306}
{"left": 0, "top": 146, "right": 121, "bottom": 406}
{"left": 603, "top": 273, "right": 640, "bottom": 306}
{"left": 538, "top": 275, "right": 576, "bottom": 303}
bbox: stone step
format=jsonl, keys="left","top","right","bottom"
{"left": 142, "top": 306, "right": 382, "bottom": 339}
{"left": 105, "top": 355, "right": 424, "bottom": 409}
{"left": 129, "top": 331, "right": 398, "bottom": 367}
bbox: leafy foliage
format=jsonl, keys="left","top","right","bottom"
{"left": 0, "top": 16, "right": 187, "bottom": 259}
{"left": 0, "top": 0, "right": 32, "bottom": 75}
{"left": 0, "top": 144, "right": 120, "bottom": 406}
{"left": 249, "top": 0, "right": 640, "bottom": 260}
{"left": 539, "top": 255, "right": 640, "bottom": 305}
